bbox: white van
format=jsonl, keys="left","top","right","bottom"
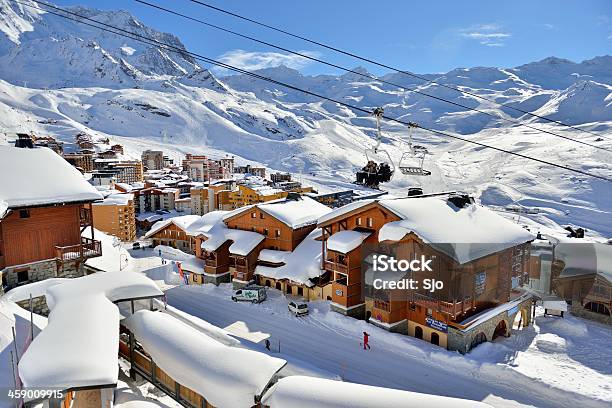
{"left": 232, "top": 285, "right": 267, "bottom": 304}
{"left": 288, "top": 301, "right": 309, "bottom": 316}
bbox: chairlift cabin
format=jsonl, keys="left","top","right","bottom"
{"left": 355, "top": 107, "right": 395, "bottom": 189}
{"left": 398, "top": 124, "right": 431, "bottom": 176}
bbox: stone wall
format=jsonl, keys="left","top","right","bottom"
{"left": 448, "top": 298, "right": 533, "bottom": 354}
{"left": 16, "top": 295, "right": 49, "bottom": 316}
{"left": 2, "top": 259, "right": 83, "bottom": 290}
{"left": 570, "top": 303, "right": 612, "bottom": 326}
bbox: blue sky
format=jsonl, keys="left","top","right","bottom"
{"left": 52, "top": 0, "right": 612, "bottom": 76}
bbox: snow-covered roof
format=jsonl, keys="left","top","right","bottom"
{"left": 125, "top": 310, "right": 286, "bottom": 408}
{"left": 154, "top": 245, "right": 203, "bottom": 273}
{"left": 201, "top": 224, "right": 265, "bottom": 256}
{"left": 184, "top": 210, "right": 229, "bottom": 236}
{"left": 257, "top": 197, "right": 332, "bottom": 229}
{"left": 458, "top": 293, "right": 532, "bottom": 332}
{"left": 255, "top": 229, "right": 324, "bottom": 287}
{"left": 555, "top": 243, "right": 612, "bottom": 283}
{"left": 317, "top": 199, "right": 376, "bottom": 225}
{"left": 259, "top": 249, "right": 291, "bottom": 264}
{"left": 19, "top": 272, "right": 163, "bottom": 391}
{"left": 144, "top": 214, "right": 201, "bottom": 238}
{"left": 0, "top": 146, "right": 103, "bottom": 212}
{"left": 327, "top": 230, "right": 371, "bottom": 254}
{"left": 261, "top": 376, "right": 492, "bottom": 408}
{"left": 377, "top": 197, "right": 535, "bottom": 264}
{"left": 94, "top": 193, "right": 133, "bottom": 206}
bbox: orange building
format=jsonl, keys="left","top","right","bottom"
{"left": 318, "top": 194, "right": 535, "bottom": 352}
{"left": 92, "top": 194, "right": 136, "bottom": 241}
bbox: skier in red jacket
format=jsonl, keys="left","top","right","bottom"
{"left": 363, "top": 331, "right": 371, "bottom": 350}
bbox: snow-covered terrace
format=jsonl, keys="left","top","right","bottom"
{"left": 261, "top": 375, "right": 493, "bottom": 408}
{"left": 18, "top": 272, "right": 163, "bottom": 392}
{"left": 255, "top": 229, "right": 324, "bottom": 287}
{"left": 0, "top": 146, "right": 102, "bottom": 213}
{"left": 201, "top": 224, "right": 264, "bottom": 256}
{"left": 125, "top": 310, "right": 286, "bottom": 408}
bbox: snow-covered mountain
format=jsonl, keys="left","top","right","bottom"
{"left": 0, "top": 0, "right": 611, "bottom": 237}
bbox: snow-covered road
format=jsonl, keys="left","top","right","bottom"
{"left": 165, "top": 284, "right": 611, "bottom": 408}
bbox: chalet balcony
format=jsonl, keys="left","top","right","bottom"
{"left": 324, "top": 259, "right": 348, "bottom": 274}
{"left": 55, "top": 237, "right": 102, "bottom": 263}
{"left": 412, "top": 293, "right": 474, "bottom": 317}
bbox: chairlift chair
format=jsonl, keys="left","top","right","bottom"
{"left": 398, "top": 124, "right": 431, "bottom": 176}
{"left": 356, "top": 107, "right": 395, "bottom": 187}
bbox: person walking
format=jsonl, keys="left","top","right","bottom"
{"left": 363, "top": 331, "right": 371, "bottom": 350}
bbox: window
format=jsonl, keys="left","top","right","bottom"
{"left": 356, "top": 217, "right": 362, "bottom": 226}
{"left": 367, "top": 217, "right": 373, "bottom": 228}
{"left": 426, "top": 308, "right": 433, "bottom": 317}
{"left": 251, "top": 212, "right": 256, "bottom": 218}
{"left": 17, "top": 270, "right": 29, "bottom": 283}
{"left": 275, "top": 229, "right": 281, "bottom": 238}
{"left": 19, "top": 210, "right": 30, "bottom": 219}
{"left": 252, "top": 226, "right": 256, "bottom": 232}
{"left": 585, "top": 302, "right": 611, "bottom": 316}
{"left": 263, "top": 228, "right": 269, "bottom": 236}
{"left": 260, "top": 213, "right": 265, "bottom": 219}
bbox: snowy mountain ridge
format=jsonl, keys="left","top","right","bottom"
{"left": 0, "top": 0, "right": 611, "bottom": 237}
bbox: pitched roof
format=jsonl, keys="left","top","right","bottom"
{"left": 257, "top": 196, "right": 332, "bottom": 228}
{"left": 377, "top": 197, "right": 535, "bottom": 264}
{"left": 144, "top": 215, "right": 201, "bottom": 238}
{"left": 0, "top": 146, "right": 102, "bottom": 211}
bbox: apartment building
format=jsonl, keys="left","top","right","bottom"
{"left": 92, "top": 194, "right": 136, "bottom": 242}
{"left": 228, "top": 183, "right": 288, "bottom": 208}
{"left": 182, "top": 154, "right": 234, "bottom": 182}
{"left": 63, "top": 152, "right": 94, "bottom": 172}
{"left": 142, "top": 150, "right": 164, "bottom": 171}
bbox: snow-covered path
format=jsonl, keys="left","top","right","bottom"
{"left": 165, "top": 284, "right": 610, "bottom": 408}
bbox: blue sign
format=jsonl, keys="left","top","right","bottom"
{"left": 335, "top": 289, "right": 343, "bottom": 296}
{"left": 507, "top": 305, "right": 519, "bottom": 317}
{"left": 425, "top": 316, "right": 448, "bottom": 333}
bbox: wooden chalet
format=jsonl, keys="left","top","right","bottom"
{"left": 318, "top": 195, "right": 535, "bottom": 352}
{"left": 0, "top": 145, "right": 103, "bottom": 291}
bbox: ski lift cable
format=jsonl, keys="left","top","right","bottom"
{"left": 16, "top": 0, "right": 612, "bottom": 183}
{"left": 132, "top": 0, "right": 612, "bottom": 150}
{"left": 180, "top": 0, "right": 611, "bottom": 142}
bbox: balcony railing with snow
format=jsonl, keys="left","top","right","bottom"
{"left": 412, "top": 293, "right": 474, "bottom": 317}
{"left": 55, "top": 237, "right": 102, "bottom": 262}
{"left": 324, "top": 259, "right": 348, "bottom": 274}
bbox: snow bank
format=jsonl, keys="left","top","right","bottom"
{"left": 125, "top": 310, "right": 286, "bottom": 408}
{"left": 378, "top": 197, "right": 535, "bottom": 264}
{"left": 327, "top": 230, "right": 371, "bottom": 253}
{"left": 151, "top": 299, "right": 239, "bottom": 347}
{"left": 261, "top": 376, "right": 493, "bottom": 408}
{"left": 154, "top": 245, "right": 203, "bottom": 274}
{"left": 257, "top": 197, "right": 331, "bottom": 228}
{"left": 18, "top": 272, "right": 163, "bottom": 391}
{"left": 3, "top": 278, "right": 67, "bottom": 302}
{"left": 255, "top": 229, "right": 323, "bottom": 286}
{"left": 0, "top": 146, "right": 102, "bottom": 210}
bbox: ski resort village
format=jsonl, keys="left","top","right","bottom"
{"left": 0, "top": 0, "right": 611, "bottom": 407}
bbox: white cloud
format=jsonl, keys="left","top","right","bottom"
{"left": 460, "top": 23, "right": 511, "bottom": 47}
{"left": 212, "top": 49, "right": 320, "bottom": 75}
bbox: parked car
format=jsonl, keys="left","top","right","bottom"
{"left": 132, "top": 242, "right": 141, "bottom": 250}
{"left": 232, "top": 285, "right": 267, "bottom": 303}
{"left": 288, "top": 301, "right": 309, "bottom": 316}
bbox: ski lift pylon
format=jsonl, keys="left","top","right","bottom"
{"left": 398, "top": 123, "right": 431, "bottom": 176}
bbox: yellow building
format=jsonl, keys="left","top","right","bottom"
{"left": 228, "top": 184, "right": 288, "bottom": 209}
{"left": 92, "top": 193, "right": 136, "bottom": 241}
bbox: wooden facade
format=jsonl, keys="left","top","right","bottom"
{"left": 0, "top": 203, "right": 101, "bottom": 272}
{"left": 318, "top": 201, "right": 532, "bottom": 346}
{"left": 149, "top": 223, "right": 195, "bottom": 254}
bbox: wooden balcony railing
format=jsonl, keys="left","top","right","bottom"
{"left": 324, "top": 260, "right": 348, "bottom": 274}
{"left": 55, "top": 237, "right": 102, "bottom": 262}
{"left": 412, "top": 293, "right": 473, "bottom": 317}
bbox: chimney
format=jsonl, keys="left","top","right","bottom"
{"left": 15, "top": 134, "right": 34, "bottom": 149}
